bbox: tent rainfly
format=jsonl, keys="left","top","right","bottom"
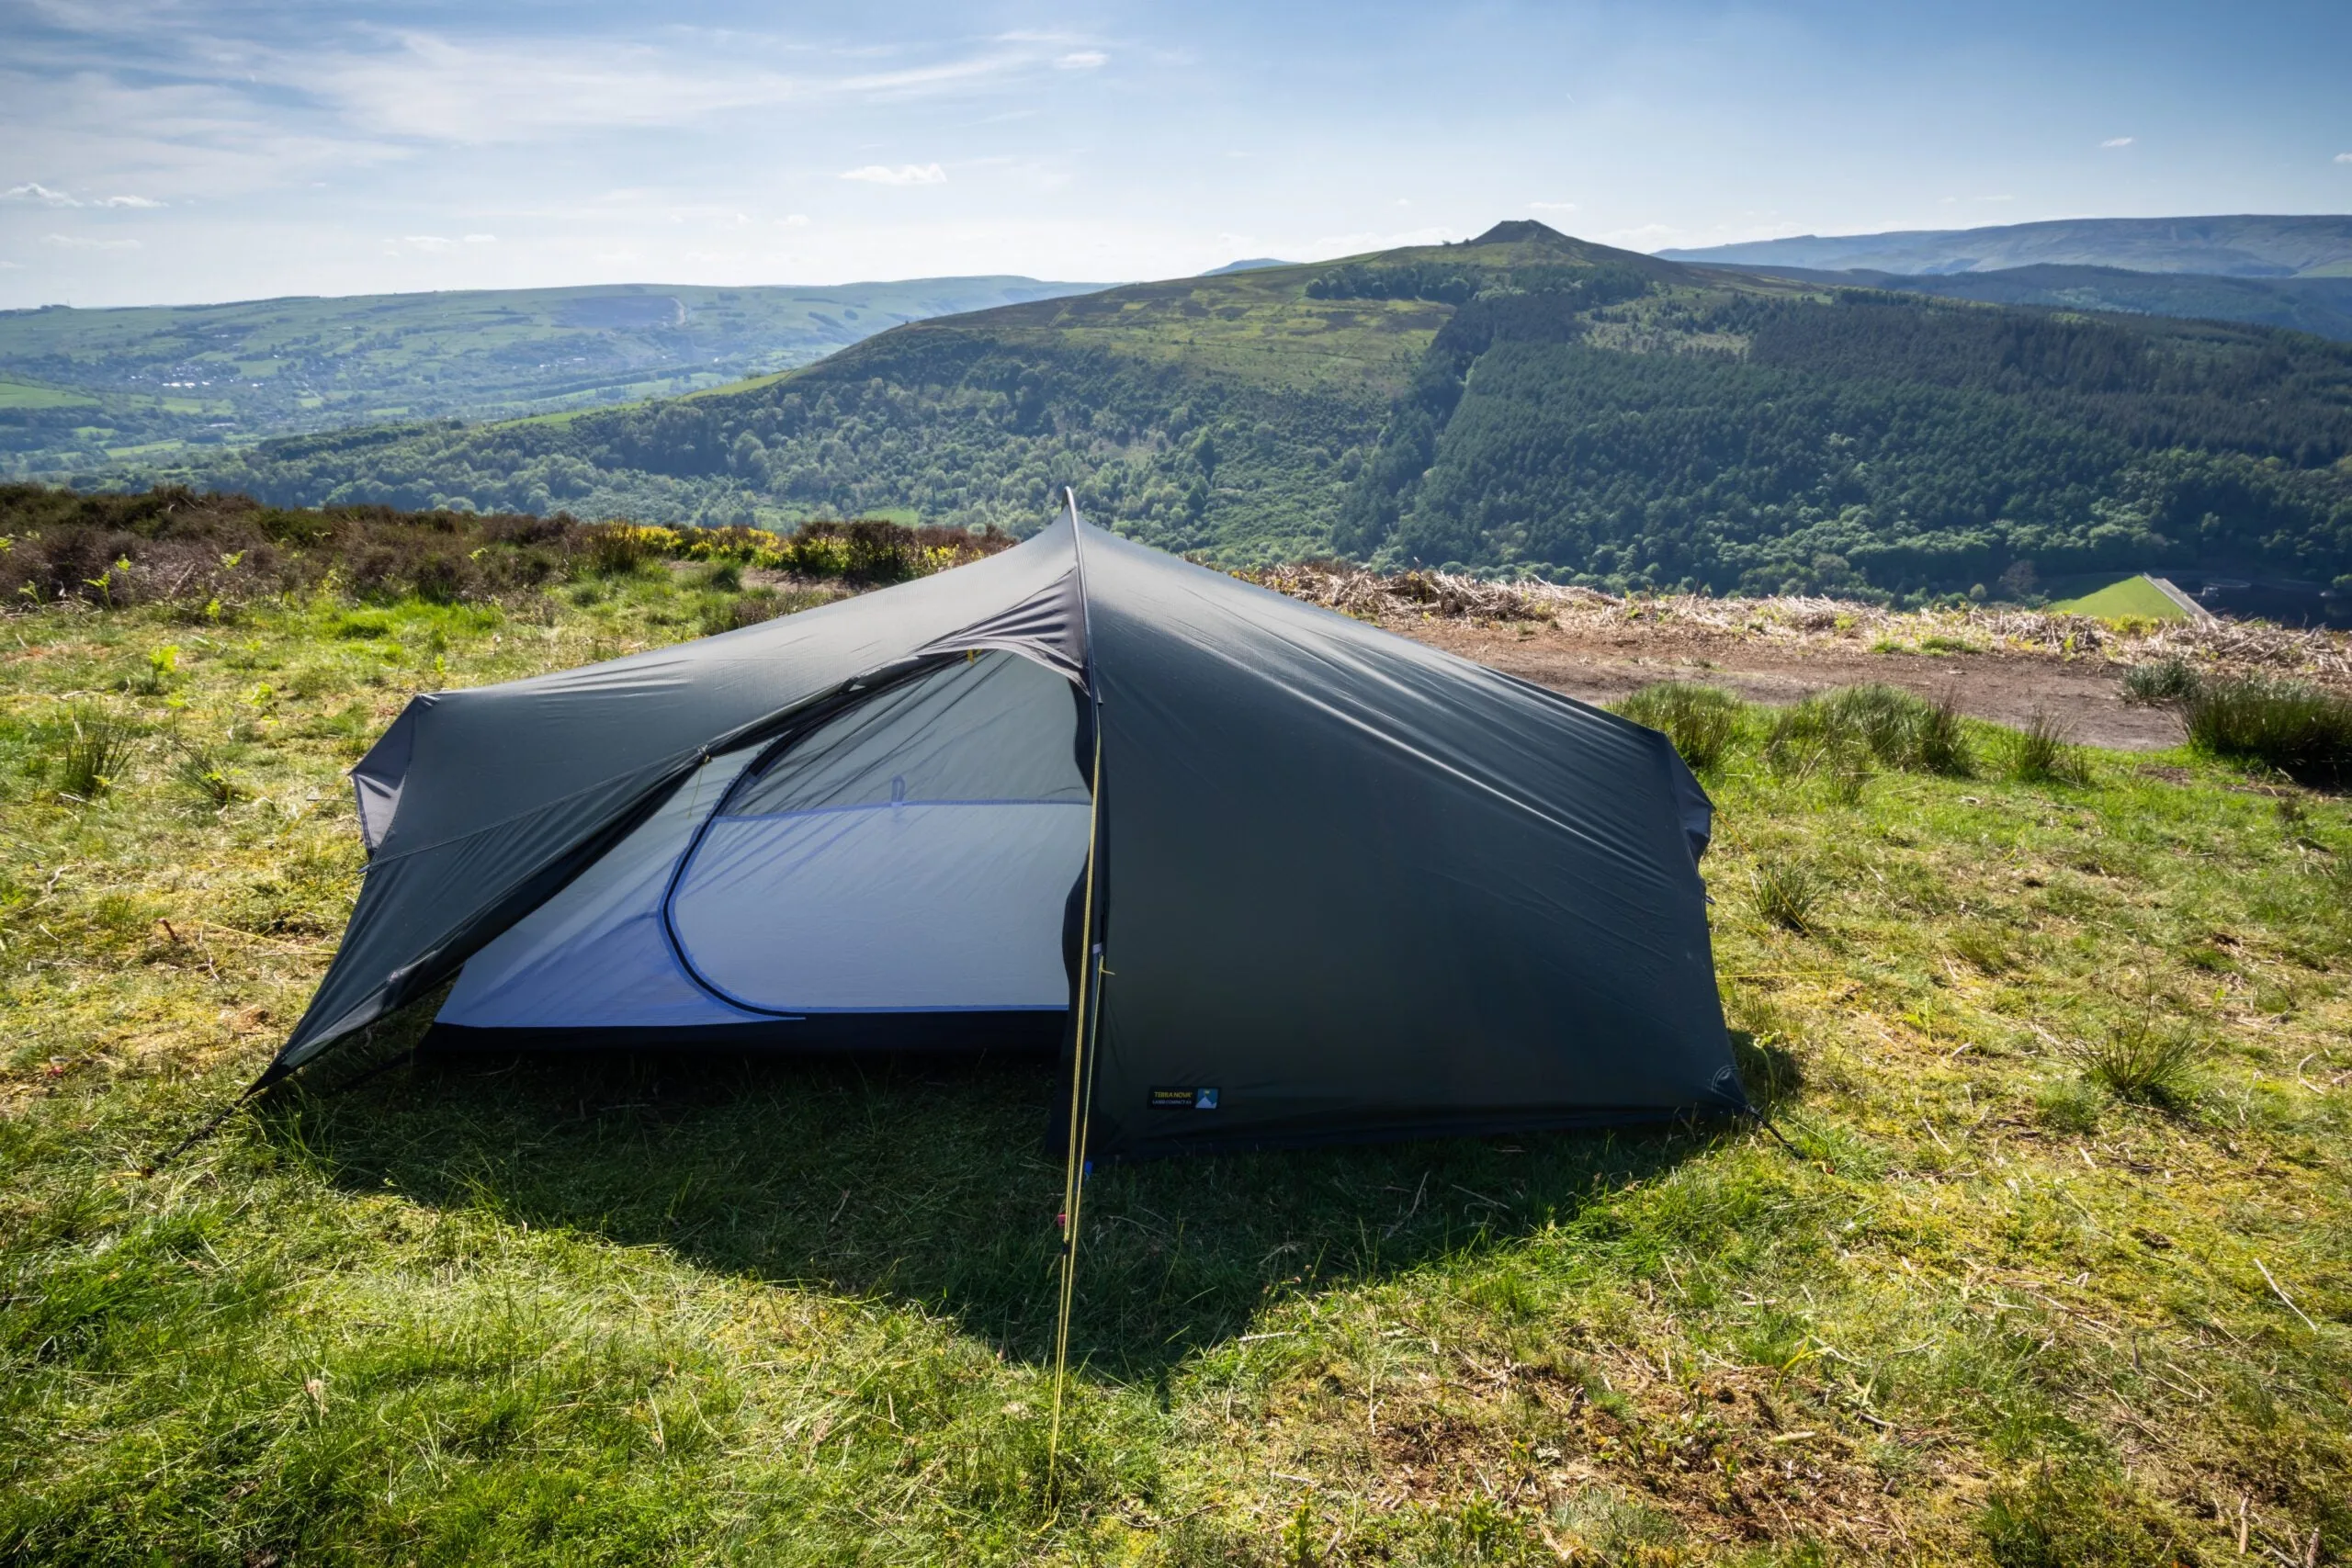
{"left": 261, "top": 497, "right": 1748, "bottom": 1160}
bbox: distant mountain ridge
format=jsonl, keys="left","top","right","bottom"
{"left": 1200, "top": 258, "right": 1295, "bottom": 275}
{"left": 1702, "top": 262, "right": 2352, "bottom": 343}
{"left": 0, "top": 276, "right": 1106, "bottom": 479}
{"left": 1661, "top": 215, "right": 2352, "bottom": 277}
{"left": 125, "top": 220, "right": 2352, "bottom": 601}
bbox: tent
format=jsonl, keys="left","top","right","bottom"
{"left": 264, "top": 499, "right": 1747, "bottom": 1160}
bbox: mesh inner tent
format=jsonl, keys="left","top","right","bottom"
{"left": 434, "top": 650, "right": 1091, "bottom": 1035}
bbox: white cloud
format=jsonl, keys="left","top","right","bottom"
{"left": 1, "top": 66, "right": 405, "bottom": 208}
{"left": 401, "top": 234, "right": 456, "bottom": 250}
{"left": 462, "top": 232, "right": 496, "bottom": 243}
{"left": 837, "top": 55, "right": 1027, "bottom": 96}
{"left": 840, "top": 163, "right": 946, "bottom": 186}
{"left": 2100, "top": 136, "right": 2134, "bottom": 148}
{"left": 777, "top": 213, "right": 809, "bottom": 226}
{"left": 2337, "top": 152, "right": 2352, "bottom": 164}
{"left": 1977, "top": 193, "right": 2015, "bottom": 202}
{"left": 308, "top": 33, "right": 802, "bottom": 140}
{"left": 282, "top": 32, "right": 1047, "bottom": 144}
{"left": 1055, "top": 51, "right": 1108, "bottom": 70}
{"left": 40, "top": 232, "right": 140, "bottom": 250}
{"left": 1530, "top": 200, "right": 1578, "bottom": 212}
{"left": 6, "top": 184, "right": 165, "bottom": 209}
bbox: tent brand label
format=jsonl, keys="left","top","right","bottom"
{"left": 1150, "top": 1087, "right": 1219, "bottom": 1111}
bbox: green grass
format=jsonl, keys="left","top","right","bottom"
{"left": 3, "top": 570, "right": 2349, "bottom": 1562}
{"left": 1612, "top": 682, "right": 1744, "bottom": 772}
{"left": 2047, "top": 573, "right": 2192, "bottom": 623}
{"left": 2185, "top": 675, "right": 2352, "bottom": 783}
{"left": 0, "top": 377, "right": 97, "bottom": 411}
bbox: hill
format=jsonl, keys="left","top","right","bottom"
{"left": 135, "top": 220, "right": 2352, "bottom": 594}
{"left": 1704, "top": 262, "right": 2352, "bottom": 343}
{"left": 1658, "top": 214, "right": 2352, "bottom": 277}
{"left": 0, "top": 276, "right": 1102, "bottom": 479}
{"left": 3, "top": 498, "right": 2347, "bottom": 1560}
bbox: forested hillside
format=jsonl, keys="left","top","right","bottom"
{"left": 1345, "top": 283, "right": 2352, "bottom": 595}
{"left": 141, "top": 223, "right": 2352, "bottom": 596}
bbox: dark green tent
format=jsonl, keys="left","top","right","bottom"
{"left": 266, "top": 500, "right": 1746, "bottom": 1159}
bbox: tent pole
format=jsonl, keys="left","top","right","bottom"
{"left": 1046, "top": 488, "right": 1103, "bottom": 1496}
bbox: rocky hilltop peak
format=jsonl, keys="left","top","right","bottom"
{"left": 1468, "top": 220, "right": 1572, "bottom": 246}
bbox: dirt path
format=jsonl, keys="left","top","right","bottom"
{"left": 1396, "top": 618, "right": 2188, "bottom": 751}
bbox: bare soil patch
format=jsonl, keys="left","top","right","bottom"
{"left": 1246, "top": 562, "right": 2352, "bottom": 753}
{"left": 1400, "top": 616, "right": 2185, "bottom": 750}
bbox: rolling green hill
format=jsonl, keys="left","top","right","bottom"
{"left": 0, "top": 277, "right": 1102, "bottom": 479}
{"left": 1659, "top": 214, "right": 2352, "bottom": 277}
{"left": 137, "top": 221, "right": 2352, "bottom": 595}
{"left": 1706, "top": 263, "right": 2352, "bottom": 343}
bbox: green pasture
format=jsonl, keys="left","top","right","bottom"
{"left": 2047, "top": 574, "right": 2194, "bottom": 622}
{"left": 0, "top": 378, "right": 97, "bottom": 411}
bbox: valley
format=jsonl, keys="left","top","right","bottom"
{"left": 0, "top": 276, "right": 1102, "bottom": 479}
{"left": 120, "top": 220, "right": 2352, "bottom": 602}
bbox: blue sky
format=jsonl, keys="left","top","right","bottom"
{"left": 3, "top": 0, "right": 2348, "bottom": 308}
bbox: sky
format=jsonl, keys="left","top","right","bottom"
{"left": 4, "top": 0, "right": 2349, "bottom": 309}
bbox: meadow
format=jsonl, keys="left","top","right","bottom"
{"left": 2, "top": 516, "right": 2347, "bottom": 1563}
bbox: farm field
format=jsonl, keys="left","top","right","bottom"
{"left": 0, "top": 378, "right": 97, "bottom": 411}
{"left": 2046, "top": 575, "right": 2195, "bottom": 624}
{"left": 2, "top": 502, "right": 2348, "bottom": 1563}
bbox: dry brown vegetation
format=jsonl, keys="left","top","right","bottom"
{"left": 1, "top": 484, "right": 1012, "bottom": 612}
{"left": 1250, "top": 560, "right": 2352, "bottom": 686}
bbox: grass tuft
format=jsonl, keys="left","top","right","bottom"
{"left": 52, "top": 705, "right": 137, "bottom": 801}
{"left": 2120, "top": 656, "right": 2199, "bottom": 706}
{"left": 2003, "top": 708, "right": 2092, "bottom": 786}
{"left": 1612, "top": 682, "right": 1744, "bottom": 772}
{"left": 1750, "top": 858, "right": 1827, "bottom": 934}
{"left": 1766, "top": 684, "right": 1973, "bottom": 780}
{"left": 2069, "top": 1015, "right": 2204, "bottom": 1108}
{"left": 2183, "top": 675, "right": 2352, "bottom": 782}
{"left": 173, "top": 742, "right": 243, "bottom": 810}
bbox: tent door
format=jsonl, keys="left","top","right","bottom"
{"left": 662, "top": 649, "right": 1091, "bottom": 1016}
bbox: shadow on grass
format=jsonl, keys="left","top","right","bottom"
{"left": 1731, "top": 1030, "right": 1804, "bottom": 1116}
{"left": 262, "top": 1042, "right": 1722, "bottom": 1381}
